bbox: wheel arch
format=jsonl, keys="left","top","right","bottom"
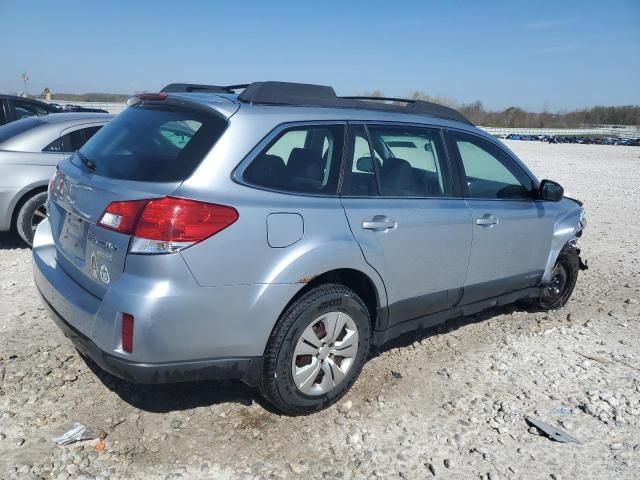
{"left": 275, "top": 268, "right": 386, "bottom": 340}
{"left": 9, "top": 183, "right": 48, "bottom": 231}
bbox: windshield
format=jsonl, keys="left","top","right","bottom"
{"left": 0, "top": 117, "right": 45, "bottom": 145}
{"left": 75, "top": 104, "right": 227, "bottom": 182}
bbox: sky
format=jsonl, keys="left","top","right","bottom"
{"left": 0, "top": 0, "right": 638, "bottom": 111}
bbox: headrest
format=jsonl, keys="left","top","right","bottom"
{"left": 244, "top": 154, "right": 285, "bottom": 184}
{"left": 287, "top": 148, "right": 324, "bottom": 179}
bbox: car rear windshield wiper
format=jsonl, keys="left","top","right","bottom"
{"left": 76, "top": 151, "right": 97, "bottom": 171}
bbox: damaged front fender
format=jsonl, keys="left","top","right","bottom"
{"left": 542, "top": 201, "right": 587, "bottom": 283}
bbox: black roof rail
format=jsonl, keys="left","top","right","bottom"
{"left": 341, "top": 96, "right": 471, "bottom": 124}
{"left": 341, "top": 96, "right": 416, "bottom": 103}
{"left": 237, "top": 81, "right": 472, "bottom": 125}
{"left": 162, "top": 81, "right": 472, "bottom": 125}
{"left": 160, "top": 83, "right": 249, "bottom": 94}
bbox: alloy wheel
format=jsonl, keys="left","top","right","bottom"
{"left": 31, "top": 203, "right": 47, "bottom": 233}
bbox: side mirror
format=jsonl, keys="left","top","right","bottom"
{"left": 539, "top": 179, "right": 564, "bottom": 202}
{"left": 356, "top": 156, "right": 376, "bottom": 173}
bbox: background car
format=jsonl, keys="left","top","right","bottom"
{"left": 50, "top": 103, "right": 109, "bottom": 114}
{"left": 1, "top": 95, "right": 109, "bottom": 127}
{"left": 0, "top": 94, "right": 58, "bottom": 126}
{"left": 0, "top": 112, "right": 112, "bottom": 245}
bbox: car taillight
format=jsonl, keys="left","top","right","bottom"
{"left": 49, "top": 168, "right": 62, "bottom": 195}
{"left": 127, "top": 92, "right": 168, "bottom": 106}
{"left": 98, "top": 199, "right": 148, "bottom": 234}
{"left": 98, "top": 197, "right": 238, "bottom": 254}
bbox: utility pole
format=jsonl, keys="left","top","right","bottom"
{"left": 21, "top": 71, "right": 29, "bottom": 97}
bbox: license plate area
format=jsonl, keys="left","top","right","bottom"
{"left": 58, "top": 212, "right": 89, "bottom": 261}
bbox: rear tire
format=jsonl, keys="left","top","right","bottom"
{"left": 260, "top": 284, "right": 371, "bottom": 415}
{"left": 538, "top": 246, "right": 580, "bottom": 310}
{"left": 16, "top": 191, "right": 48, "bottom": 247}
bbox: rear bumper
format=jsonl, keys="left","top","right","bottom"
{"left": 32, "top": 218, "right": 299, "bottom": 385}
{"left": 38, "top": 289, "right": 262, "bottom": 385}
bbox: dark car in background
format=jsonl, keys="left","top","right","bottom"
{"left": 0, "top": 94, "right": 59, "bottom": 126}
{"left": 1, "top": 94, "right": 109, "bottom": 127}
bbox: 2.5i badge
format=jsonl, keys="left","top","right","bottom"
{"left": 99, "top": 264, "right": 111, "bottom": 284}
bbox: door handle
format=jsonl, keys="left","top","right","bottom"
{"left": 362, "top": 215, "right": 396, "bottom": 231}
{"left": 476, "top": 214, "right": 499, "bottom": 227}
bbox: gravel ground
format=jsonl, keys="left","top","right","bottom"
{"left": 1, "top": 140, "right": 639, "bottom": 480}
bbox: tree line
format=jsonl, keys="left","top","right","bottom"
{"left": 47, "top": 93, "right": 130, "bottom": 102}
{"left": 365, "top": 91, "right": 640, "bottom": 127}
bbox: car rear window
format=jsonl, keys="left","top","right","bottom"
{"left": 0, "top": 117, "right": 45, "bottom": 145}
{"left": 74, "top": 104, "right": 227, "bottom": 182}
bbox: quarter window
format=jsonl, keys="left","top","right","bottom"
{"left": 43, "top": 137, "right": 64, "bottom": 152}
{"left": 243, "top": 125, "right": 344, "bottom": 194}
{"left": 67, "top": 129, "right": 86, "bottom": 151}
{"left": 43, "top": 126, "right": 105, "bottom": 153}
{"left": 451, "top": 132, "right": 535, "bottom": 199}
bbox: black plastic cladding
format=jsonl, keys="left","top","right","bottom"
{"left": 159, "top": 81, "right": 473, "bottom": 125}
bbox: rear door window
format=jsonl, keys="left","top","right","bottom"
{"left": 242, "top": 124, "right": 345, "bottom": 194}
{"left": 75, "top": 105, "right": 227, "bottom": 182}
{"left": 344, "top": 125, "right": 451, "bottom": 197}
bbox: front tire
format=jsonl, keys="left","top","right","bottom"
{"left": 16, "top": 191, "right": 48, "bottom": 247}
{"left": 538, "top": 246, "right": 580, "bottom": 310}
{"left": 260, "top": 284, "right": 371, "bottom": 415}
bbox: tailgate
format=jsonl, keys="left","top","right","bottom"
{"left": 47, "top": 99, "right": 229, "bottom": 298}
{"left": 50, "top": 161, "right": 181, "bottom": 298}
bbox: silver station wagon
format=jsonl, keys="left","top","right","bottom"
{"left": 33, "top": 82, "right": 587, "bottom": 415}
